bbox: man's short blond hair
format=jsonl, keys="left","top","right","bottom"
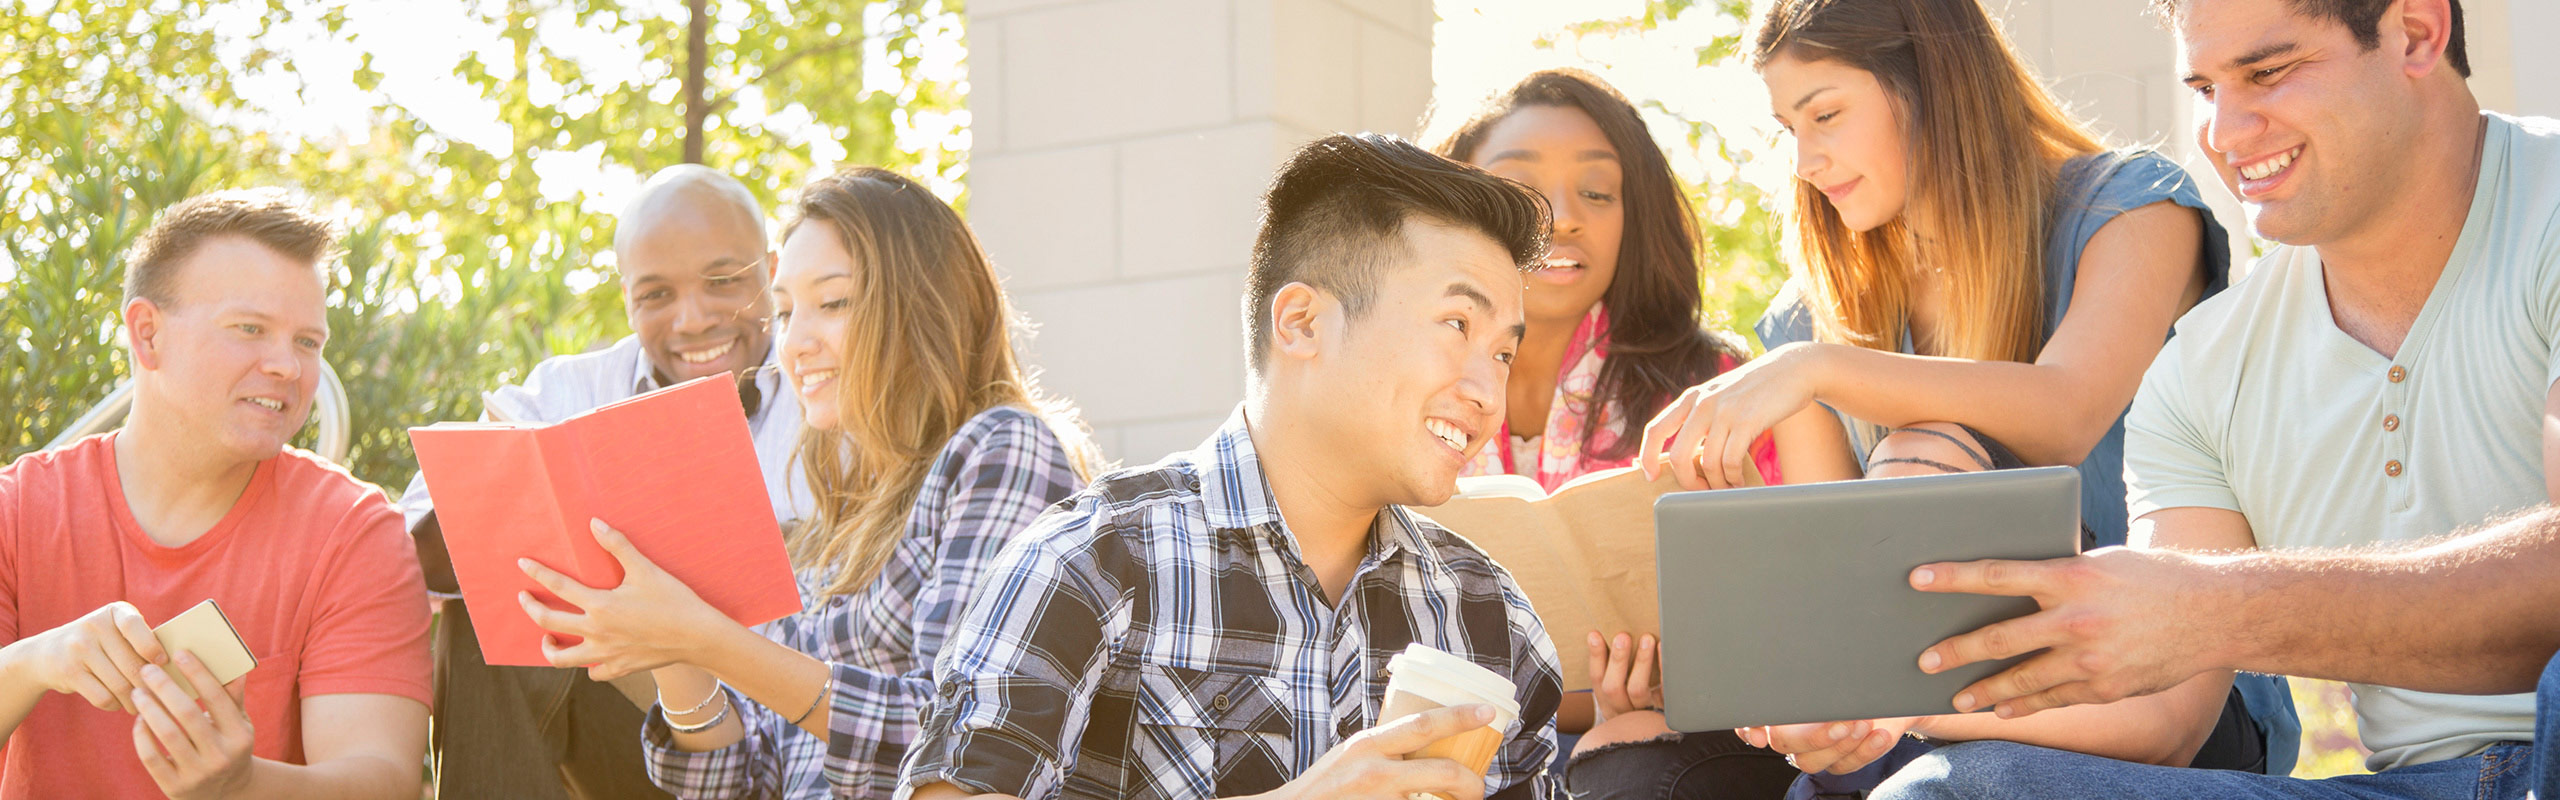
{"left": 123, "top": 188, "right": 337, "bottom": 307}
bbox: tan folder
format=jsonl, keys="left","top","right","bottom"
{"left": 1416, "top": 467, "right": 1698, "bottom": 692}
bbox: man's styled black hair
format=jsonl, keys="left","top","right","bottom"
{"left": 2153, "top": 0, "right": 2468, "bottom": 77}
{"left": 1244, "top": 133, "right": 1550, "bottom": 373}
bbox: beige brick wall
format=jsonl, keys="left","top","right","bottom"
{"left": 2466, "top": 0, "right": 2560, "bottom": 120}
{"left": 966, "top": 0, "right": 1436, "bottom": 467}
{"left": 1996, "top": 0, "right": 2254, "bottom": 268}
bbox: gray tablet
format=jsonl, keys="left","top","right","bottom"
{"left": 1653, "top": 466, "right": 2080, "bottom": 732}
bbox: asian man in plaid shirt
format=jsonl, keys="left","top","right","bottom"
{"left": 896, "top": 133, "right": 1567, "bottom": 800}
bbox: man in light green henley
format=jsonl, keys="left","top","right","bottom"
{"left": 1756, "top": 0, "right": 2560, "bottom": 797}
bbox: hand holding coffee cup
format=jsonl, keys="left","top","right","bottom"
{"left": 1272, "top": 705, "right": 1495, "bottom": 800}
{"left": 1378, "top": 643, "right": 1523, "bottom": 800}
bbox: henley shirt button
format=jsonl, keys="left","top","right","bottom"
{"left": 2383, "top": 414, "right": 2401, "bottom": 432}
{"left": 2388, "top": 366, "right": 2407, "bottom": 383}
{"left": 2385, "top": 460, "right": 2404, "bottom": 477}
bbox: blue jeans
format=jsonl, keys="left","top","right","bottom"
{"left": 1876, "top": 651, "right": 2560, "bottom": 800}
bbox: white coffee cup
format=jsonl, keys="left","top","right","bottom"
{"left": 1379, "top": 642, "right": 1523, "bottom": 800}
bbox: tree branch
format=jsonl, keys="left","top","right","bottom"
{"left": 702, "top": 38, "right": 863, "bottom": 116}
{"left": 682, "top": 0, "right": 709, "bottom": 163}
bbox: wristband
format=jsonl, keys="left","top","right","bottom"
{"left": 791, "top": 677, "right": 828, "bottom": 726}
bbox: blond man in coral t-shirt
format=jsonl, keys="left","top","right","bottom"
{"left": 0, "top": 189, "right": 432, "bottom": 799}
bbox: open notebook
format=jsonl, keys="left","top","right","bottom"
{"left": 409, "top": 375, "right": 803, "bottom": 667}
{"left": 1416, "top": 466, "right": 1696, "bottom": 692}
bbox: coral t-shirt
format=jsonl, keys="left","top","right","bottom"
{"left": 0, "top": 433, "right": 433, "bottom": 799}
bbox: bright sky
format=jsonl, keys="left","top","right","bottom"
{"left": 0, "top": 0, "right": 1788, "bottom": 302}
{"left": 197, "top": 0, "right": 970, "bottom": 214}
{"left": 183, "top": 0, "right": 1786, "bottom": 218}
{"left": 1430, "top": 0, "right": 1795, "bottom": 198}
{"left": 4, "top": 0, "right": 1780, "bottom": 288}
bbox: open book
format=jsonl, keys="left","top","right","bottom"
{"left": 409, "top": 375, "right": 804, "bottom": 667}
{"left": 1416, "top": 467, "right": 1689, "bottom": 692}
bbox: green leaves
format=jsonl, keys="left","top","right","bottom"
{"left": 1559, "top": 0, "right": 1790, "bottom": 349}
{"left": 3, "top": 0, "right": 961, "bottom": 490}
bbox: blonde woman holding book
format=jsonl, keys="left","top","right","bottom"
{"left": 513, "top": 168, "right": 1096, "bottom": 799}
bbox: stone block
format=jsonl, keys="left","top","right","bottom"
{"left": 1118, "top": 414, "right": 1231, "bottom": 467}
{"left": 1117, "top": 123, "right": 1276, "bottom": 278}
{"left": 1269, "top": 0, "right": 1363, "bottom": 134}
{"left": 969, "top": 146, "right": 1119, "bottom": 290}
{"left": 1010, "top": 271, "right": 1248, "bottom": 426}
{"left": 1003, "top": 0, "right": 1235, "bottom": 149}
{"left": 969, "top": 18, "right": 1009, "bottom": 154}
{"left": 970, "top": 0, "right": 1090, "bottom": 21}
{"left": 1358, "top": 17, "right": 1433, "bottom": 138}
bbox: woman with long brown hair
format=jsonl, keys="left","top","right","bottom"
{"left": 1436, "top": 68, "right": 1771, "bottom": 491}
{"left": 512, "top": 167, "right": 1096, "bottom": 798}
{"left": 1639, "top": 0, "right": 2224, "bottom": 521}
{"left": 1588, "top": 0, "right": 2283, "bottom": 796}
{"left": 1432, "top": 68, "right": 1797, "bottom": 798}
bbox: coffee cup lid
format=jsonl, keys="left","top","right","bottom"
{"left": 1388, "top": 643, "right": 1521, "bottom": 717}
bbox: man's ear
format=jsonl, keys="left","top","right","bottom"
{"left": 1268, "top": 282, "right": 1334, "bottom": 366}
{"left": 764, "top": 249, "right": 780, "bottom": 283}
{"left": 124, "top": 298, "right": 165, "bottom": 373}
{"left": 2393, "top": 0, "right": 2456, "bottom": 78}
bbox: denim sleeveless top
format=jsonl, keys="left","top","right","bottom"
{"left": 1755, "top": 149, "right": 2233, "bottom": 548}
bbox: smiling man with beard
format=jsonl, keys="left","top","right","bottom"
{"left": 399, "top": 164, "right": 812, "bottom": 799}
{"left": 1797, "top": 1, "right": 2560, "bottom": 799}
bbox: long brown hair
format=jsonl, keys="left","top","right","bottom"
{"left": 786, "top": 167, "right": 1095, "bottom": 598}
{"left": 1435, "top": 69, "right": 1737, "bottom": 460}
{"left": 1752, "top": 0, "right": 2105, "bottom": 362}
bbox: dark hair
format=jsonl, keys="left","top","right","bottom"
{"left": 2151, "top": 0, "right": 2468, "bottom": 77}
{"left": 1245, "top": 133, "right": 1551, "bottom": 373}
{"left": 124, "top": 188, "right": 335, "bottom": 306}
{"left": 1435, "top": 68, "right": 1741, "bottom": 461}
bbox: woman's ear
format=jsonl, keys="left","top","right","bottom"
{"left": 1268, "top": 281, "right": 1334, "bottom": 366}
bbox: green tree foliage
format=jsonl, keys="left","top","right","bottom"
{"left": 2, "top": 0, "right": 962, "bottom": 490}
{"left": 1558, "top": 0, "right": 1792, "bottom": 348}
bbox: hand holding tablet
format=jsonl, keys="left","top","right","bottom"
{"left": 1651, "top": 467, "right": 2083, "bottom": 732}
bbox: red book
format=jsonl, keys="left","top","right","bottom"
{"left": 409, "top": 375, "right": 803, "bottom": 667}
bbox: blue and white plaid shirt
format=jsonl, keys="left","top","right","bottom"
{"left": 640, "top": 405, "right": 1085, "bottom": 799}
{"left": 896, "top": 406, "right": 1562, "bottom": 800}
